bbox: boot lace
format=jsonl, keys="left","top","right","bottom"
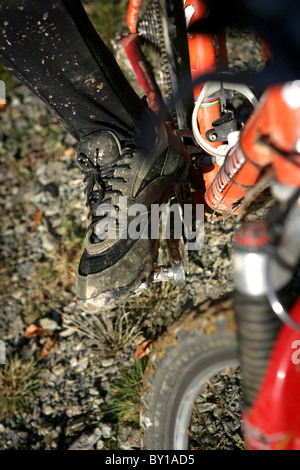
{"left": 76, "top": 149, "right": 133, "bottom": 235}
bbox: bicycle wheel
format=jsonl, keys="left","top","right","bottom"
{"left": 136, "top": 0, "right": 194, "bottom": 129}
{"left": 140, "top": 295, "right": 243, "bottom": 450}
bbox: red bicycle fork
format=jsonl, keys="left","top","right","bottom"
{"left": 233, "top": 208, "right": 300, "bottom": 450}
{"left": 243, "top": 297, "right": 300, "bottom": 450}
{"left": 225, "top": 81, "right": 300, "bottom": 450}
{"left": 205, "top": 83, "right": 300, "bottom": 214}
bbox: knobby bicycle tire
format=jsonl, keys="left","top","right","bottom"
{"left": 140, "top": 295, "right": 242, "bottom": 450}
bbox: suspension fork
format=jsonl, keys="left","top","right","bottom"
{"left": 205, "top": 82, "right": 300, "bottom": 214}
{"left": 232, "top": 203, "right": 300, "bottom": 450}
{"left": 229, "top": 81, "right": 300, "bottom": 449}
{"left": 242, "top": 297, "right": 300, "bottom": 450}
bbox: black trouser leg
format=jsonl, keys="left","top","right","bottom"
{"left": 0, "top": 0, "right": 146, "bottom": 143}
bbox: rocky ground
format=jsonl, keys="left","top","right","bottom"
{"left": 0, "top": 18, "right": 270, "bottom": 450}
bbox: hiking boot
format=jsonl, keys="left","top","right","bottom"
{"left": 75, "top": 118, "right": 190, "bottom": 313}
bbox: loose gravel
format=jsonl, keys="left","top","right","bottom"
{"left": 0, "top": 25, "right": 270, "bottom": 450}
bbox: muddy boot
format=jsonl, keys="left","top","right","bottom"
{"left": 76, "top": 117, "right": 189, "bottom": 312}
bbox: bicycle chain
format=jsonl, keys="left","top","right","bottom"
{"left": 137, "top": 0, "right": 179, "bottom": 128}
{"left": 137, "top": 1, "right": 193, "bottom": 276}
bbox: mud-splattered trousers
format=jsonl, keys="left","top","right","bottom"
{"left": 0, "top": 0, "right": 147, "bottom": 144}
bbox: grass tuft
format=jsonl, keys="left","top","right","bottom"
{"left": 0, "top": 355, "right": 44, "bottom": 419}
{"left": 67, "top": 307, "right": 144, "bottom": 356}
{"left": 103, "top": 358, "right": 148, "bottom": 426}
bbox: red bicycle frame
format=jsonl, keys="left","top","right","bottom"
{"left": 123, "top": 0, "right": 300, "bottom": 450}
{"left": 122, "top": 0, "right": 165, "bottom": 115}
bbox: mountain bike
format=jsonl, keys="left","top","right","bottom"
{"left": 121, "top": 0, "right": 300, "bottom": 450}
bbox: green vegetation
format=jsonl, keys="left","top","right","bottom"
{"left": 0, "top": 355, "right": 44, "bottom": 419}
{"left": 83, "top": 0, "right": 129, "bottom": 49}
{"left": 103, "top": 358, "right": 148, "bottom": 426}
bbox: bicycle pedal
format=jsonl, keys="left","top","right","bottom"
{"left": 134, "top": 236, "right": 187, "bottom": 296}
{"left": 133, "top": 193, "right": 192, "bottom": 297}
{"left": 133, "top": 261, "right": 184, "bottom": 297}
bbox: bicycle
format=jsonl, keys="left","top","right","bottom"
{"left": 121, "top": 0, "right": 300, "bottom": 450}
